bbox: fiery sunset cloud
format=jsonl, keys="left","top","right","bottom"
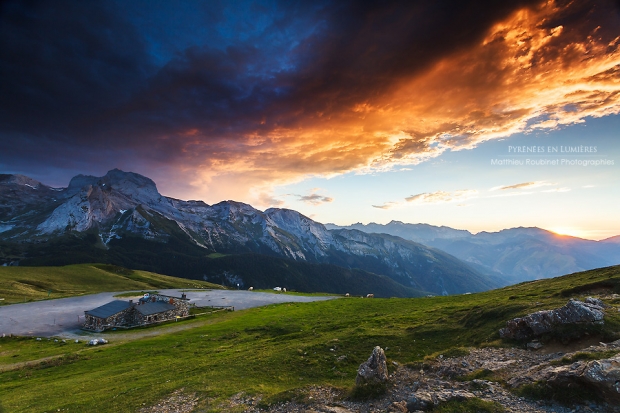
{"left": 0, "top": 0, "right": 619, "bottom": 238}
{"left": 179, "top": 0, "right": 620, "bottom": 203}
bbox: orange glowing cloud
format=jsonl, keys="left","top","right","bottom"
{"left": 383, "top": 2, "right": 620, "bottom": 161}
{"left": 158, "top": 0, "right": 620, "bottom": 206}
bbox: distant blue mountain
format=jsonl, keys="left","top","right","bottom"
{"left": 326, "top": 221, "right": 620, "bottom": 284}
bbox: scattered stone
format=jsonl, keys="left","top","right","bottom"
{"left": 584, "top": 356, "right": 620, "bottom": 402}
{"left": 388, "top": 400, "right": 408, "bottom": 412}
{"left": 471, "top": 379, "right": 491, "bottom": 391}
{"left": 407, "top": 390, "right": 475, "bottom": 411}
{"left": 528, "top": 341, "right": 544, "bottom": 350}
{"left": 356, "top": 346, "right": 388, "bottom": 386}
{"left": 499, "top": 299, "right": 605, "bottom": 340}
{"left": 138, "top": 389, "right": 198, "bottom": 413}
{"left": 88, "top": 338, "right": 109, "bottom": 346}
{"left": 406, "top": 392, "right": 434, "bottom": 411}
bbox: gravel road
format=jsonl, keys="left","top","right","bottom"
{"left": 0, "top": 289, "right": 336, "bottom": 338}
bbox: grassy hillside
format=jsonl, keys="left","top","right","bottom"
{"left": 10, "top": 236, "right": 427, "bottom": 297}
{"left": 0, "top": 265, "right": 619, "bottom": 412}
{"left": 4, "top": 217, "right": 500, "bottom": 297}
{"left": 198, "top": 253, "right": 426, "bottom": 298}
{"left": 328, "top": 231, "right": 499, "bottom": 294}
{"left": 0, "top": 263, "right": 223, "bottom": 304}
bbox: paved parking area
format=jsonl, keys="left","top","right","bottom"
{"left": 0, "top": 289, "right": 336, "bottom": 337}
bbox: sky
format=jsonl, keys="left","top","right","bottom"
{"left": 1, "top": 0, "right": 619, "bottom": 240}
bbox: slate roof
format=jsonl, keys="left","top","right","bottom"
{"left": 135, "top": 301, "right": 176, "bottom": 316}
{"left": 85, "top": 300, "right": 132, "bottom": 319}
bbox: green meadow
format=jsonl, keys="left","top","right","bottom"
{"left": 0, "top": 263, "right": 223, "bottom": 304}
{"left": 0, "top": 265, "right": 619, "bottom": 412}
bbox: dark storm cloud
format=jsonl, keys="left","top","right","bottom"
{"left": 0, "top": 1, "right": 152, "bottom": 137}
{"left": 0, "top": 0, "right": 540, "bottom": 149}
{"left": 131, "top": 0, "right": 545, "bottom": 134}
{"left": 1, "top": 0, "right": 619, "bottom": 200}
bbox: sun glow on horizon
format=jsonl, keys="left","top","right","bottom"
{"left": 548, "top": 227, "right": 587, "bottom": 239}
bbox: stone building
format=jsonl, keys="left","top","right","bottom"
{"left": 83, "top": 293, "right": 190, "bottom": 332}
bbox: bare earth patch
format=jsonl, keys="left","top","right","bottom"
{"left": 138, "top": 389, "right": 198, "bottom": 413}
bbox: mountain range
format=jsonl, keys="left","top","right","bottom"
{"left": 2, "top": 169, "right": 617, "bottom": 296}
{"left": 326, "top": 221, "right": 620, "bottom": 284}
{"left": 0, "top": 169, "right": 498, "bottom": 297}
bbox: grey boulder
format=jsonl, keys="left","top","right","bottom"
{"left": 356, "top": 346, "right": 389, "bottom": 386}
{"left": 499, "top": 298, "right": 605, "bottom": 340}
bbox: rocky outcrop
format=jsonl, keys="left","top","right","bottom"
{"left": 585, "top": 356, "right": 620, "bottom": 401}
{"left": 509, "top": 354, "right": 620, "bottom": 404}
{"left": 356, "top": 346, "right": 389, "bottom": 386}
{"left": 499, "top": 298, "right": 605, "bottom": 340}
{"left": 222, "top": 337, "right": 620, "bottom": 413}
{"left": 406, "top": 389, "right": 475, "bottom": 411}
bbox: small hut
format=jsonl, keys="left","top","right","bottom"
{"left": 83, "top": 300, "right": 134, "bottom": 332}
{"left": 83, "top": 293, "right": 190, "bottom": 332}
{"left": 134, "top": 301, "right": 177, "bottom": 325}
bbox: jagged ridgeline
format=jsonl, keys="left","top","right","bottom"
{"left": 327, "top": 222, "right": 620, "bottom": 285}
{"left": 0, "top": 169, "right": 499, "bottom": 296}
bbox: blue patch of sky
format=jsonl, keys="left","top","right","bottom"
{"left": 277, "top": 115, "right": 619, "bottom": 226}
{"left": 463, "top": 115, "right": 620, "bottom": 164}
{"left": 523, "top": 112, "right": 553, "bottom": 129}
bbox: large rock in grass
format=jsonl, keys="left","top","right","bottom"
{"left": 356, "top": 346, "right": 388, "bottom": 386}
{"left": 499, "top": 298, "right": 605, "bottom": 340}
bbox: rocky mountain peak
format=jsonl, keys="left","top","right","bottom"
{"left": 33, "top": 170, "right": 167, "bottom": 235}
{"left": 65, "top": 169, "right": 163, "bottom": 208}
{"left": 211, "top": 200, "right": 265, "bottom": 221}
{"left": 67, "top": 169, "right": 159, "bottom": 197}
{"left": 264, "top": 207, "right": 314, "bottom": 224}
{"left": 603, "top": 235, "right": 620, "bottom": 244}
{"left": 101, "top": 168, "right": 156, "bottom": 188}
{"left": 264, "top": 208, "right": 332, "bottom": 245}
{"left": 0, "top": 174, "right": 45, "bottom": 189}
{"left": 99, "top": 169, "right": 161, "bottom": 203}
{"left": 67, "top": 174, "right": 99, "bottom": 196}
